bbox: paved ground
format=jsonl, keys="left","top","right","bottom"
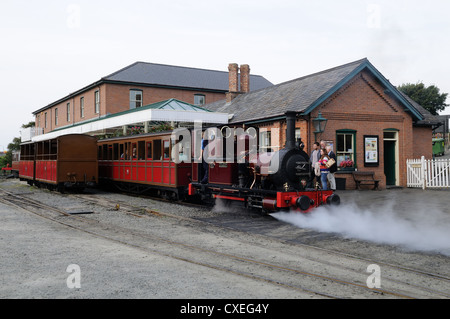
{"left": 0, "top": 178, "right": 449, "bottom": 302}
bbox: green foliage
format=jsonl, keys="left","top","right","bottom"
{"left": 0, "top": 151, "right": 12, "bottom": 169}
{"left": 397, "top": 82, "right": 448, "bottom": 115}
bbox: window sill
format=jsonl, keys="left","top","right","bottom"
{"left": 336, "top": 168, "right": 356, "bottom": 173}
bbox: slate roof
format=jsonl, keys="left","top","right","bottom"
{"left": 103, "top": 61, "right": 273, "bottom": 92}
{"left": 204, "top": 58, "right": 432, "bottom": 125}
{"left": 399, "top": 92, "right": 442, "bottom": 126}
{"left": 33, "top": 62, "right": 273, "bottom": 115}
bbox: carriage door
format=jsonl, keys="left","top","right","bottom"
{"left": 383, "top": 130, "right": 399, "bottom": 186}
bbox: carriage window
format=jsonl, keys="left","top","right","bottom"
{"left": 102, "top": 145, "right": 108, "bottom": 160}
{"left": 147, "top": 142, "right": 152, "bottom": 160}
{"left": 138, "top": 141, "right": 145, "bottom": 160}
{"left": 107, "top": 145, "right": 113, "bottom": 160}
{"left": 163, "top": 140, "right": 170, "bottom": 160}
{"left": 98, "top": 146, "right": 102, "bottom": 160}
{"left": 50, "top": 140, "right": 57, "bottom": 160}
{"left": 153, "top": 140, "right": 162, "bottom": 160}
{"left": 123, "top": 142, "right": 131, "bottom": 160}
{"left": 131, "top": 143, "right": 137, "bottom": 159}
{"left": 119, "top": 144, "right": 124, "bottom": 160}
{"left": 113, "top": 143, "right": 119, "bottom": 160}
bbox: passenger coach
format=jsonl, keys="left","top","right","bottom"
{"left": 19, "top": 134, "right": 98, "bottom": 192}
{"left": 97, "top": 132, "right": 192, "bottom": 200}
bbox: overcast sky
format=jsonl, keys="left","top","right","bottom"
{"left": 1, "top": 0, "right": 449, "bottom": 150}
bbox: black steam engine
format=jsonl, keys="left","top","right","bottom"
{"left": 189, "top": 111, "right": 340, "bottom": 213}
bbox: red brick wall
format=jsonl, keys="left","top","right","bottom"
{"left": 35, "top": 83, "right": 226, "bottom": 134}
{"left": 254, "top": 70, "right": 432, "bottom": 189}
{"left": 308, "top": 70, "right": 431, "bottom": 188}
{"left": 35, "top": 84, "right": 104, "bottom": 134}
{"left": 104, "top": 84, "right": 225, "bottom": 115}
{"left": 413, "top": 126, "right": 433, "bottom": 159}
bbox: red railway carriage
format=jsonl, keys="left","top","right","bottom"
{"left": 20, "top": 134, "right": 98, "bottom": 191}
{"left": 97, "top": 131, "right": 192, "bottom": 199}
{"left": 19, "top": 142, "right": 35, "bottom": 183}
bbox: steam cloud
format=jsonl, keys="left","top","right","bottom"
{"left": 272, "top": 201, "right": 450, "bottom": 256}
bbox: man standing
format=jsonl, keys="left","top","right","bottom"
{"left": 326, "top": 145, "right": 337, "bottom": 191}
{"left": 308, "top": 142, "right": 320, "bottom": 188}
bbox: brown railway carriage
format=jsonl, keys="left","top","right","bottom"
{"left": 19, "top": 134, "right": 98, "bottom": 191}
{"left": 97, "top": 131, "right": 192, "bottom": 199}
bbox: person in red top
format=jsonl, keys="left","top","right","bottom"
{"left": 318, "top": 148, "right": 330, "bottom": 190}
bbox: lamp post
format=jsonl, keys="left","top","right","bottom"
{"left": 312, "top": 112, "right": 328, "bottom": 141}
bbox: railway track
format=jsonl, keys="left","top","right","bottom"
{"left": 1, "top": 187, "right": 449, "bottom": 299}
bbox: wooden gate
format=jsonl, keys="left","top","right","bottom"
{"left": 407, "top": 156, "right": 450, "bottom": 189}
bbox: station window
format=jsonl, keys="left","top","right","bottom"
{"left": 130, "top": 89, "right": 143, "bottom": 109}
{"left": 95, "top": 91, "right": 100, "bottom": 114}
{"left": 80, "top": 97, "right": 85, "bottom": 118}
{"left": 260, "top": 130, "right": 272, "bottom": 153}
{"left": 194, "top": 94, "right": 206, "bottom": 106}
{"left": 55, "top": 108, "right": 58, "bottom": 126}
{"left": 336, "top": 130, "right": 356, "bottom": 169}
{"left": 67, "top": 103, "right": 71, "bottom": 122}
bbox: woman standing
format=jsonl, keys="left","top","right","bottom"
{"left": 318, "top": 148, "right": 330, "bottom": 190}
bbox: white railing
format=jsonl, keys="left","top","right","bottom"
{"left": 20, "top": 127, "right": 44, "bottom": 142}
{"left": 407, "top": 156, "right": 450, "bottom": 189}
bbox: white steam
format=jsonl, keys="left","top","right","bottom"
{"left": 272, "top": 201, "right": 450, "bottom": 256}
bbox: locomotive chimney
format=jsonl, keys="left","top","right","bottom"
{"left": 285, "top": 111, "right": 297, "bottom": 149}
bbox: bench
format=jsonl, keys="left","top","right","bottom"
{"left": 352, "top": 171, "right": 380, "bottom": 190}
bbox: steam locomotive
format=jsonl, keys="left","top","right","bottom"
{"left": 189, "top": 111, "right": 340, "bottom": 213}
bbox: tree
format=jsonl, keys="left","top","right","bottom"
{"left": 397, "top": 82, "right": 448, "bottom": 115}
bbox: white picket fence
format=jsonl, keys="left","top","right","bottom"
{"left": 407, "top": 156, "right": 450, "bottom": 189}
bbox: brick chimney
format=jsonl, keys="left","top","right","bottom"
{"left": 226, "top": 63, "right": 240, "bottom": 103}
{"left": 240, "top": 64, "right": 250, "bottom": 93}
{"left": 226, "top": 63, "right": 251, "bottom": 103}
{"left": 228, "top": 63, "right": 239, "bottom": 92}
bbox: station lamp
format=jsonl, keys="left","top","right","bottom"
{"left": 312, "top": 112, "right": 328, "bottom": 140}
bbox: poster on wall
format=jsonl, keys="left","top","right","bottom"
{"left": 364, "top": 135, "right": 379, "bottom": 167}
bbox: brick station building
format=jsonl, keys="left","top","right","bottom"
{"left": 206, "top": 58, "right": 440, "bottom": 189}
{"left": 32, "top": 62, "right": 273, "bottom": 135}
